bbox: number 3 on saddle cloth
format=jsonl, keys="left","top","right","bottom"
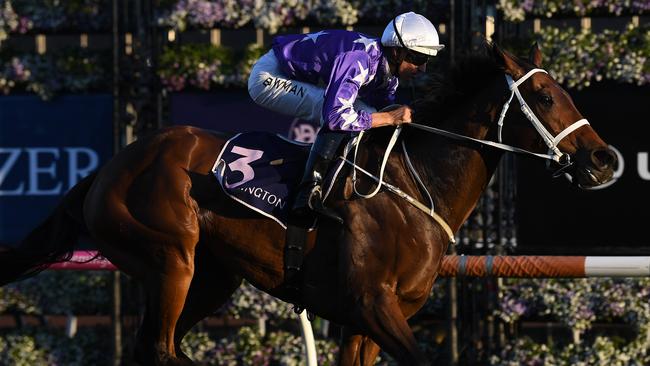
{"left": 211, "top": 131, "right": 344, "bottom": 229}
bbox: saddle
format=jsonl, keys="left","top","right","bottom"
{"left": 211, "top": 129, "right": 408, "bottom": 313}
{"left": 212, "top": 131, "right": 345, "bottom": 229}
{"left": 212, "top": 132, "right": 347, "bottom": 308}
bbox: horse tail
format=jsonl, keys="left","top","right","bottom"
{"left": 0, "top": 172, "right": 96, "bottom": 286}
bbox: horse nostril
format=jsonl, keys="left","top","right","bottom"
{"left": 591, "top": 148, "right": 617, "bottom": 170}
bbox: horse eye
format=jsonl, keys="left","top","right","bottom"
{"left": 538, "top": 94, "right": 553, "bottom": 106}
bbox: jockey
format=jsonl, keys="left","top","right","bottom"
{"left": 247, "top": 12, "right": 444, "bottom": 223}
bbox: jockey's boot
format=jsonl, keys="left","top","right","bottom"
{"left": 291, "top": 130, "right": 347, "bottom": 224}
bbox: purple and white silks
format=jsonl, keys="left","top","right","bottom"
{"left": 249, "top": 30, "right": 399, "bottom": 132}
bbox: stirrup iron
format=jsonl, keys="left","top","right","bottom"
{"left": 308, "top": 186, "right": 343, "bottom": 224}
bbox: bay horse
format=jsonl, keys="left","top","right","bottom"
{"left": 0, "top": 43, "right": 616, "bottom": 365}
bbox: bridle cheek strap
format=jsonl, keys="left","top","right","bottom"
{"left": 497, "top": 68, "right": 590, "bottom": 163}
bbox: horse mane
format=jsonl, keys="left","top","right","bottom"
{"left": 363, "top": 44, "right": 513, "bottom": 165}
{"left": 412, "top": 43, "right": 508, "bottom": 126}
{"left": 386, "top": 44, "right": 533, "bottom": 211}
{"left": 358, "top": 44, "right": 534, "bottom": 204}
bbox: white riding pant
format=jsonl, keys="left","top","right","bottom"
{"left": 247, "top": 50, "right": 376, "bottom": 125}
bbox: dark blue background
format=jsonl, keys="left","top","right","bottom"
{"left": 170, "top": 91, "right": 298, "bottom": 134}
{"left": 0, "top": 95, "right": 113, "bottom": 245}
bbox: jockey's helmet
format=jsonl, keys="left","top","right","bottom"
{"left": 381, "top": 12, "right": 445, "bottom": 59}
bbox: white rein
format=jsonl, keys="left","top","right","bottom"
{"left": 342, "top": 68, "right": 590, "bottom": 244}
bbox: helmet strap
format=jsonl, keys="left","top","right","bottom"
{"left": 390, "top": 17, "right": 407, "bottom": 78}
{"left": 392, "top": 17, "right": 408, "bottom": 49}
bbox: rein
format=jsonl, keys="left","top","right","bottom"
{"left": 410, "top": 68, "right": 590, "bottom": 168}
{"left": 339, "top": 68, "right": 590, "bottom": 245}
{"left": 342, "top": 127, "right": 456, "bottom": 243}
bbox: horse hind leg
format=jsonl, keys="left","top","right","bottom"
{"left": 96, "top": 219, "right": 198, "bottom": 365}
{"left": 173, "top": 244, "right": 242, "bottom": 362}
{"left": 132, "top": 241, "right": 197, "bottom": 366}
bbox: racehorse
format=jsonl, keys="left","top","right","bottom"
{"left": 0, "top": 43, "right": 616, "bottom": 365}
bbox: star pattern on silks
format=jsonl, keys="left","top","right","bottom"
{"left": 301, "top": 31, "right": 328, "bottom": 44}
{"left": 337, "top": 94, "right": 355, "bottom": 113}
{"left": 340, "top": 109, "right": 360, "bottom": 130}
{"left": 353, "top": 35, "right": 378, "bottom": 52}
{"left": 352, "top": 61, "right": 369, "bottom": 85}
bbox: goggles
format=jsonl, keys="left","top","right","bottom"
{"left": 404, "top": 50, "right": 430, "bottom": 66}
{"left": 391, "top": 17, "right": 434, "bottom": 66}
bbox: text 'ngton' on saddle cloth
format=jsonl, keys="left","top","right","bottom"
{"left": 211, "top": 132, "right": 311, "bottom": 228}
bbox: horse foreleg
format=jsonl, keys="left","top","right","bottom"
{"left": 359, "top": 337, "right": 381, "bottom": 366}
{"left": 173, "top": 245, "right": 242, "bottom": 361}
{"left": 338, "top": 329, "right": 382, "bottom": 366}
{"left": 355, "top": 292, "right": 426, "bottom": 366}
{"left": 338, "top": 328, "right": 362, "bottom": 366}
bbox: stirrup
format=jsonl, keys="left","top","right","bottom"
{"left": 308, "top": 187, "right": 343, "bottom": 224}
{"left": 292, "top": 305, "right": 316, "bottom": 321}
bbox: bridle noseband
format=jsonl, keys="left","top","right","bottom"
{"left": 409, "top": 67, "right": 590, "bottom": 174}
{"left": 496, "top": 68, "right": 590, "bottom": 166}
{"left": 341, "top": 67, "right": 592, "bottom": 243}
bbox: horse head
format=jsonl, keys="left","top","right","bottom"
{"left": 492, "top": 43, "right": 617, "bottom": 188}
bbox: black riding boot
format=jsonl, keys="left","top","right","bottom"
{"left": 291, "top": 130, "right": 347, "bottom": 224}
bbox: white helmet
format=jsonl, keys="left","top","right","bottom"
{"left": 381, "top": 12, "right": 444, "bottom": 56}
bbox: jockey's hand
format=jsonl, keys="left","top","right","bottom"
{"left": 370, "top": 105, "right": 413, "bottom": 128}
{"left": 389, "top": 105, "right": 413, "bottom": 125}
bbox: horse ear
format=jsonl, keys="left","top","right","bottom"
{"left": 491, "top": 42, "right": 524, "bottom": 79}
{"left": 529, "top": 42, "right": 543, "bottom": 68}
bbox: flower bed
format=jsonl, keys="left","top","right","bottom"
{"left": 493, "top": 278, "right": 650, "bottom": 365}
{"left": 1, "top": 0, "right": 109, "bottom": 34}
{"left": 0, "top": 48, "right": 109, "bottom": 99}
{"left": 158, "top": 43, "right": 265, "bottom": 91}
{"left": 498, "top": 0, "right": 650, "bottom": 22}
{"left": 3, "top": 271, "right": 650, "bottom": 364}
{"left": 532, "top": 24, "right": 650, "bottom": 89}
{"left": 155, "top": 0, "right": 450, "bottom": 34}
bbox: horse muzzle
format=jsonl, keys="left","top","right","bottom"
{"left": 572, "top": 147, "right": 617, "bottom": 188}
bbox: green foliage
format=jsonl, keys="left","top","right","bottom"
{"left": 180, "top": 330, "right": 218, "bottom": 362}
{"left": 0, "top": 333, "right": 49, "bottom": 366}
{"left": 498, "top": 0, "right": 650, "bottom": 22}
{"left": 155, "top": 0, "right": 449, "bottom": 34}
{"left": 237, "top": 43, "right": 268, "bottom": 82}
{"left": 3, "top": 272, "right": 650, "bottom": 364}
{"left": 180, "top": 326, "right": 339, "bottom": 365}
{"left": 0, "top": 328, "right": 110, "bottom": 366}
{"left": 158, "top": 43, "right": 266, "bottom": 91}
{"left": 533, "top": 24, "right": 650, "bottom": 89}
{"left": 9, "top": 0, "right": 110, "bottom": 31}
{"left": 222, "top": 281, "right": 294, "bottom": 323}
{"left": 493, "top": 278, "right": 650, "bottom": 365}
{"left": 0, "top": 271, "right": 111, "bottom": 315}
{"left": 158, "top": 43, "right": 240, "bottom": 91}
{"left": 0, "top": 48, "right": 109, "bottom": 99}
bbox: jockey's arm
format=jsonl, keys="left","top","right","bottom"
{"left": 322, "top": 51, "right": 373, "bottom": 131}
{"left": 323, "top": 51, "right": 412, "bottom": 131}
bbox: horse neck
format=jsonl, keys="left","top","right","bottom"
{"left": 405, "top": 107, "right": 504, "bottom": 233}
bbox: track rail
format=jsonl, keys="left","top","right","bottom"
{"left": 51, "top": 252, "right": 650, "bottom": 278}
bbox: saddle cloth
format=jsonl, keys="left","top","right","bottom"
{"left": 211, "top": 132, "right": 344, "bottom": 229}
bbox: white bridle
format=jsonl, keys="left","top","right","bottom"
{"left": 496, "top": 68, "right": 590, "bottom": 163}
{"left": 408, "top": 68, "right": 591, "bottom": 166}
{"left": 341, "top": 68, "right": 593, "bottom": 244}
